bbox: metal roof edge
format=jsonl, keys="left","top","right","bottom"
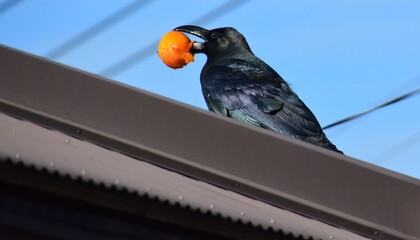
{"left": 0, "top": 158, "right": 289, "bottom": 240}
{"left": 1, "top": 44, "right": 419, "bottom": 240}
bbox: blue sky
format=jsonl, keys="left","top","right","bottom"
{"left": 1, "top": 0, "right": 419, "bottom": 179}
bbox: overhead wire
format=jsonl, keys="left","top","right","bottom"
{"left": 323, "top": 74, "right": 420, "bottom": 165}
{"left": 372, "top": 130, "right": 420, "bottom": 166}
{"left": 325, "top": 74, "right": 420, "bottom": 137}
{"left": 324, "top": 87, "right": 419, "bottom": 167}
{"left": 322, "top": 88, "right": 420, "bottom": 130}
{"left": 45, "top": 0, "right": 153, "bottom": 59}
{"left": 0, "top": 0, "right": 24, "bottom": 15}
{"left": 100, "top": 0, "right": 251, "bottom": 77}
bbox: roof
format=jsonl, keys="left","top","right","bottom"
{"left": 0, "top": 44, "right": 419, "bottom": 240}
{"left": 0, "top": 111, "right": 362, "bottom": 240}
{"left": 0, "top": 159, "right": 286, "bottom": 240}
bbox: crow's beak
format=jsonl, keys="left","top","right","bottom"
{"left": 174, "top": 25, "right": 209, "bottom": 53}
{"left": 174, "top": 25, "right": 209, "bottom": 39}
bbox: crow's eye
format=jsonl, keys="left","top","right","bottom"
{"left": 210, "top": 32, "right": 218, "bottom": 38}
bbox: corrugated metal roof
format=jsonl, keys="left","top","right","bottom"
{"left": 1, "top": 44, "right": 419, "bottom": 240}
{"left": 0, "top": 112, "right": 364, "bottom": 240}
{"left": 0, "top": 161, "right": 243, "bottom": 240}
{"left": 1, "top": 159, "right": 291, "bottom": 240}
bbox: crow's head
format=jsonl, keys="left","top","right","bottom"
{"left": 174, "top": 25, "right": 253, "bottom": 61}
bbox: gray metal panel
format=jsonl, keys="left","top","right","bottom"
{"left": 0, "top": 112, "right": 369, "bottom": 240}
{"left": 1, "top": 44, "right": 419, "bottom": 240}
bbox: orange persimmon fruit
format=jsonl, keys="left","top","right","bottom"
{"left": 158, "top": 31, "right": 195, "bottom": 69}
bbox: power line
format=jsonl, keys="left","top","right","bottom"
{"left": 45, "top": 0, "right": 153, "bottom": 59}
{"left": 319, "top": 74, "right": 420, "bottom": 167}
{"left": 100, "top": 0, "right": 251, "bottom": 77}
{"left": 372, "top": 130, "right": 420, "bottom": 166}
{"left": 326, "top": 74, "right": 420, "bottom": 138}
{"left": 0, "top": 0, "right": 24, "bottom": 15}
{"left": 322, "top": 88, "right": 420, "bottom": 130}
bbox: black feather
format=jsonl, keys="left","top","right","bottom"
{"left": 192, "top": 26, "right": 342, "bottom": 153}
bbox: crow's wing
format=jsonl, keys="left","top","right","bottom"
{"left": 202, "top": 60, "right": 339, "bottom": 151}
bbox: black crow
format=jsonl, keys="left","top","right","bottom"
{"left": 175, "top": 25, "right": 342, "bottom": 153}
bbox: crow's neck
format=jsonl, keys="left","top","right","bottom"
{"left": 206, "top": 50, "right": 255, "bottom": 65}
